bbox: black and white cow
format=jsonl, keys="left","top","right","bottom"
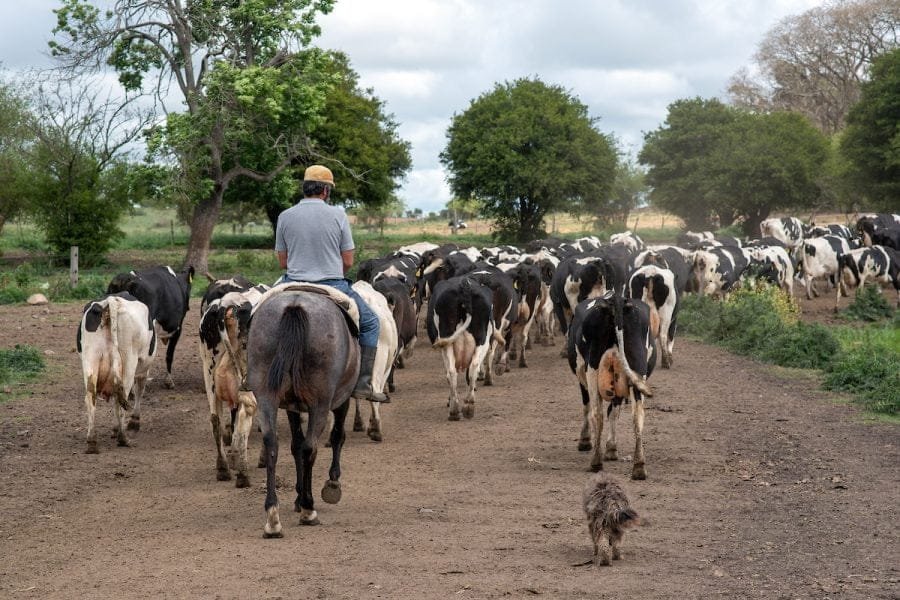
{"left": 201, "top": 274, "right": 256, "bottom": 312}
{"left": 807, "top": 223, "right": 853, "bottom": 240}
{"left": 610, "top": 231, "right": 646, "bottom": 253}
{"left": 199, "top": 286, "right": 265, "bottom": 486}
{"left": 760, "top": 217, "right": 805, "bottom": 252}
{"left": 373, "top": 276, "right": 418, "bottom": 386}
{"left": 871, "top": 227, "right": 900, "bottom": 251}
{"left": 691, "top": 246, "right": 749, "bottom": 298}
{"left": 743, "top": 245, "right": 795, "bottom": 295}
{"left": 856, "top": 214, "right": 900, "bottom": 246}
{"left": 427, "top": 276, "right": 495, "bottom": 421}
{"left": 107, "top": 265, "right": 194, "bottom": 389}
{"left": 800, "top": 235, "right": 852, "bottom": 301}
{"left": 567, "top": 292, "right": 655, "bottom": 479}
{"left": 467, "top": 266, "right": 518, "bottom": 385}
{"left": 837, "top": 246, "right": 900, "bottom": 310}
{"left": 508, "top": 262, "right": 543, "bottom": 364}
{"left": 629, "top": 265, "right": 678, "bottom": 368}
{"left": 676, "top": 230, "right": 714, "bottom": 249}
{"left": 77, "top": 292, "right": 157, "bottom": 453}
{"left": 357, "top": 254, "right": 419, "bottom": 291}
{"left": 632, "top": 246, "right": 692, "bottom": 296}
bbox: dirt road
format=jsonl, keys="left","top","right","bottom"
{"left": 0, "top": 299, "right": 897, "bottom": 599}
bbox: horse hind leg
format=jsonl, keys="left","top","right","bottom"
{"left": 259, "top": 401, "right": 282, "bottom": 538}
{"left": 323, "top": 400, "right": 350, "bottom": 504}
{"left": 287, "top": 411, "right": 317, "bottom": 525}
{"left": 367, "top": 401, "right": 383, "bottom": 443}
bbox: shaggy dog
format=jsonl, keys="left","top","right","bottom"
{"left": 582, "top": 472, "right": 642, "bottom": 565}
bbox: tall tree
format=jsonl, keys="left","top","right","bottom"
{"left": 640, "top": 98, "right": 829, "bottom": 235}
{"left": 23, "top": 78, "right": 153, "bottom": 262}
{"left": 727, "top": 0, "right": 900, "bottom": 134}
{"left": 230, "top": 50, "right": 412, "bottom": 232}
{"left": 50, "top": 0, "right": 336, "bottom": 274}
{"left": 440, "top": 78, "right": 617, "bottom": 242}
{"left": 639, "top": 98, "right": 737, "bottom": 230}
{"left": 840, "top": 47, "right": 900, "bottom": 208}
{"left": 0, "top": 79, "right": 32, "bottom": 236}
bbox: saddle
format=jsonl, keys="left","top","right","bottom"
{"left": 252, "top": 282, "right": 360, "bottom": 337}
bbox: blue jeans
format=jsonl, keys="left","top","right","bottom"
{"left": 278, "top": 276, "right": 380, "bottom": 348}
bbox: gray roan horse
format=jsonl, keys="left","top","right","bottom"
{"left": 246, "top": 290, "right": 360, "bottom": 537}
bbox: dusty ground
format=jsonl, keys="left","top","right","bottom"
{"left": 0, "top": 292, "right": 897, "bottom": 600}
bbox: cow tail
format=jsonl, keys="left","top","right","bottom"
{"left": 266, "top": 305, "right": 310, "bottom": 398}
{"left": 612, "top": 295, "right": 653, "bottom": 397}
{"left": 432, "top": 279, "right": 474, "bottom": 348}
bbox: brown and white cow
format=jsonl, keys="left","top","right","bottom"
{"left": 199, "top": 285, "right": 266, "bottom": 486}
{"left": 77, "top": 293, "right": 157, "bottom": 454}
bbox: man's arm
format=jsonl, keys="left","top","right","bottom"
{"left": 341, "top": 249, "right": 354, "bottom": 274}
{"left": 277, "top": 251, "right": 287, "bottom": 270}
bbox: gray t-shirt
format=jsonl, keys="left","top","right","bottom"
{"left": 275, "top": 199, "right": 354, "bottom": 282}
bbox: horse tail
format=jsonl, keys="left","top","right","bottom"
{"left": 266, "top": 305, "right": 311, "bottom": 397}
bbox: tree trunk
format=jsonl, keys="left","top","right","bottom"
{"left": 183, "top": 186, "right": 224, "bottom": 276}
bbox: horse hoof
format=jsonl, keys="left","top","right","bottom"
{"left": 126, "top": 419, "right": 140, "bottom": 431}
{"left": 85, "top": 443, "right": 99, "bottom": 454}
{"left": 632, "top": 465, "right": 647, "bottom": 480}
{"left": 388, "top": 383, "right": 396, "bottom": 393}
{"left": 448, "top": 412, "right": 461, "bottom": 421}
{"left": 577, "top": 441, "right": 592, "bottom": 452}
{"left": 462, "top": 404, "right": 475, "bottom": 419}
{"left": 217, "top": 469, "right": 232, "bottom": 482}
{"left": 235, "top": 473, "right": 250, "bottom": 488}
{"left": 117, "top": 438, "right": 132, "bottom": 448}
{"left": 367, "top": 430, "right": 383, "bottom": 443}
{"left": 322, "top": 480, "right": 342, "bottom": 504}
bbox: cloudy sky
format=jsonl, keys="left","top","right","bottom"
{"left": 2, "top": 0, "right": 822, "bottom": 213}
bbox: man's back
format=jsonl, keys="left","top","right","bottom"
{"left": 275, "top": 199, "right": 354, "bottom": 282}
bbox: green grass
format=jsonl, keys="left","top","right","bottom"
{"left": 840, "top": 284, "right": 896, "bottom": 322}
{"left": 681, "top": 287, "right": 899, "bottom": 415}
{"left": 0, "top": 345, "right": 45, "bottom": 400}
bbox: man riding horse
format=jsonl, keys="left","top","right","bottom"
{"left": 274, "top": 165, "right": 388, "bottom": 403}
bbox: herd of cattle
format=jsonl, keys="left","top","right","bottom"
{"left": 75, "top": 211, "right": 900, "bottom": 535}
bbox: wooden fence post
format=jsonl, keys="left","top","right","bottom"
{"left": 70, "top": 246, "right": 79, "bottom": 287}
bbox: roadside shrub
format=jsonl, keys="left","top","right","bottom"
{"left": 824, "top": 326, "right": 900, "bottom": 415}
{"left": 0, "top": 344, "right": 45, "bottom": 391}
{"left": 841, "top": 284, "right": 895, "bottom": 322}
{"left": 682, "top": 286, "right": 838, "bottom": 370}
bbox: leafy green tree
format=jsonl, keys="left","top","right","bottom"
{"left": 50, "top": 0, "right": 337, "bottom": 274}
{"left": 441, "top": 78, "right": 617, "bottom": 242}
{"left": 0, "top": 80, "right": 33, "bottom": 236}
{"left": 23, "top": 79, "right": 153, "bottom": 263}
{"left": 639, "top": 98, "right": 736, "bottom": 230}
{"left": 640, "top": 98, "right": 829, "bottom": 235}
{"left": 589, "top": 157, "right": 647, "bottom": 229}
{"left": 840, "top": 47, "right": 900, "bottom": 209}
{"left": 711, "top": 111, "right": 829, "bottom": 235}
{"left": 232, "top": 50, "right": 412, "bottom": 232}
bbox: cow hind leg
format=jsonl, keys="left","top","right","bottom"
{"left": 367, "top": 401, "right": 383, "bottom": 442}
{"left": 443, "top": 347, "right": 461, "bottom": 421}
{"left": 631, "top": 389, "right": 647, "bottom": 480}
{"left": 577, "top": 383, "right": 591, "bottom": 451}
{"left": 605, "top": 401, "right": 620, "bottom": 461}
{"left": 586, "top": 368, "right": 604, "bottom": 471}
{"left": 162, "top": 329, "right": 181, "bottom": 389}
{"left": 210, "top": 410, "right": 231, "bottom": 481}
{"left": 113, "top": 401, "right": 131, "bottom": 447}
{"left": 233, "top": 392, "right": 257, "bottom": 488}
{"left": 127, "top": 369, "right": 148, "bottom": 431}
{"left": 352, "top": 397, "right": 365, "bottom": 432}
{"left": 84, "top": 388, "right": 98, "bottom": 454}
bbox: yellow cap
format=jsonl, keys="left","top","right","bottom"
{"left": 303, "top": 165, "right": 335, "bottom": 187}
